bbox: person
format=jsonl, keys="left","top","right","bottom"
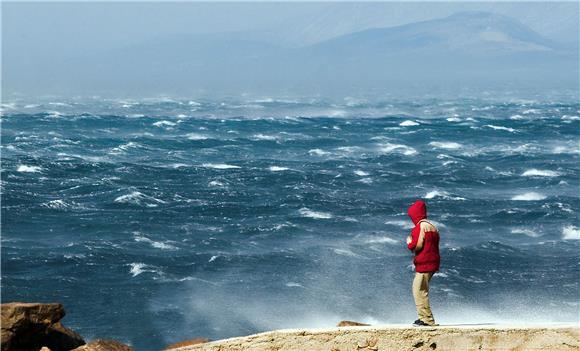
{"left": 405, "top": 200, "right": 440, "bottom": 327}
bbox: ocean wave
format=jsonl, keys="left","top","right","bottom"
{"left": 114, "top": 191, "right": 166, "bottom": 207}
{"left": 484, "top": 125, "right": 516, "bottom": 132}
{"left": 383, "top": 220, "right": 413, "bottom": 229}
{"left": 133, "top": 232, "right": 177, "bottom": 250}
{"left": 128, "top": 263, "right": 162, "bottom": 277}
{"left": 251, "top": 134, "right": 279, "bottom": 141}
{"left": 511, "top": 192, "right": 546, "bottom": 201}
{"left": 110, "top": 141, "right": 141, "bottom": 154}
{"left": 429, "top": 142, "right": 462, "bottom": 150}
{"left": 186, "top": 133, "right": 209, "bottom": 140}
{"left": 308, "top": 148, "right": 330, "bottom": 156}
{"left": 153, "top": 120, "right": 177, "bottom": 127}
{"left": 269, "top": 166, "right": 289, "bottom": 172}
{"left": 562, "top": 226, "right": 580, "bottom": 240}
{"left": 354, "top": 170, "right": 369, "bottom": 176}
{"left": 17, "top": 165, "right": 42, "bottom": 173}
{"left": 363, "top": 235, "right": 398, "bottom": 244}
{"left": 40, "top": 199, "right": 80, "bottom": 210}
{"left": 510, "top": 228, "right": 540, "bottom": 238}
{"left": 377, "top": 142, "right": 417, "bottom": 156}
{"left": 202, "top": 163, "right": 240, "bottom": 169}
{"left": 208, "top": 180, "right": 226, "bottom": 187}
{"left": 425, "top": 190, "right": 465, "bottom": 201}
{"left": 399, "top": 120, "right": 419, "bottom": 126}
{"left": 298, "top": 207, "right": 333, "bottom": 219}
{"left": 521, "top": 169, "right": 561, "bottom": 177}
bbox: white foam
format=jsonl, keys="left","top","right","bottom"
{"left": 186, "top": 133, "right": 209, "bottom": 140}
{"left": 562, "top": 226, "right": 580, "bottom": 240}
{"left": 511, "top": 192, "right": 546, "bottom": 201}
{"left": 129, "top": 263, "right": 147, "bottom": 277}
{"left": 484, "top": 125, "right": 516, "bottom": 132}
{"left": 153, "top": 120, "right": 176, "bottom": 127}
{"left": 308, "top": 149, "right": 330, "bottom": 156}
{"left": 429, "top": 142, "right": 462, "bottom": 150}
{"left": 110, "top": 141, "right": 140, "bottom": 154}
{"left": 298, "top": 207, "right": 333, "bottom": 219}
{"left": 133, "top": 232, "right": 176, "bottom": 250}
{"left": 446, "top": 117, "right": 462, "bottom": 122}
{"left": 17, "top": 165, "right": 42, "bottom": 173}
{"left": 269, "top": 166, "right": 289, "bottom": 172}
{"left": 41, "top": 199, "right": 72, "bottom": 210}
{"left": 425, "top": 190, "right": 465, "bottom": 201}
{"left": 252, "top": 134, "right": 278, "bottom": 141}
{"left": 510, "top": 114, "right": 525, "bottom": 120}
{"left": 208, "top": 180, "right": 226, "bottom": 187}
{"left": 114, "top": 191, "right": 166, "bottom": 207}
{"left": 202, "top": 163, "right": 240, "bottom": 169}
{"left": 377, "top": 142, "right": 417, "bottom": 156}
{"left": 209, "top": 255, "right": 218, "bottom": 263}
{"left": 399, "top": 120, "right": 419, "bottom": 126}
{"left": 510, "top": 228, "right": 540, "bottom": 238}
{"left": 521, "top": 169, "right": 561, "bottom": 177}
{"left": 384, "top": 219, "right": 414, "bottom": 229}
{"left": 357, "top": 177, "right": 373, "bottom": 184}
{"left": 354, "top": 170, "right": 369, "bottom": 176}
{"left": 333, "top": 248, "right": 358, "bottom": 257}
{"left": 285, "top": 282, "right": 303, "bottom": 288}
{"left": 364, "top": 236, "right": 398, "bottom": 244}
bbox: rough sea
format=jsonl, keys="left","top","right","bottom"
{"left": 1, "top": 95, "right": 579, "bottom": 350}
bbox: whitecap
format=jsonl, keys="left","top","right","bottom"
{"left": 333, "top": 248, "right": 358, "bottom": 257}
{"left": 511, "top": 192, "right": 546, "bottom": 201}
{"left": 446, "top": 117, "right": 461, "bottom": 122}
{"left": 269, "top": 166, "right": 289, "bottom": 172}
{"left": 357, "top": 178, "right": 373, "bottom": 184}
{"left": 484, "top": 125, "right": 516, "bottom": 132}
{"left": 510, "top": 114, "right": 525, "bottom": 120}
{"left": 133, "top": 232, "right": 176, "bottom": 250}
{"left": 208, "top": 180, "right": 226, "bottom": 187}
{"left": 186, "top": 133, "right": 208, "bottom": 140}
{"left": 399, "top": 120, "right": 419, "bottom": 126}
{"left": 202, "top": 163, "right": 240, "bottom": 169}
{"left": 562, "top": 226, "right": 580, "bottom": 240}
{"left": 110, "top": 141, "right": 140, "bottom": 154}
{"left": 308, "top": 148, "right": 330, "bottom": 156}
{"left": 377, "top": 142, "right": 417, "bottom": 156}
{"left": 153, "top": 120, "right": 177, "bottom": 127}
{"left": 521, "top": 169, "right": 560, "bottom": 177}
{"left": 364, "top": 236, "right": 397, "bottom": 244}
{"left": 425, "top": 190, "right": 465, "bottom": 200}
{"left": 510, "top": 228, "right": 540, "bottom": 238}
{"left": 384, "top": 220, "right": 413, "bottom": 229}
{"left": 298, "top": 207, "right": 333, "bottom": 219}
{"left": 252, "top": 134, "right": 278, "bottom": 141}
{"left": 285, "top": 282, "right": 303, "bottom": 288}
{"left": 114, "top": 191, "right": 166, "bottom": 207}
{"left": 17, "top": 165, "right": 42, "bottom": 173}
{"left": 208, "top": 255, "right": 219, "bottom": 263}
{"left": 354, "top": 170, "right": 369, "bottom": 176}
{"left": 41, "top": 199, "right": 73, "bottom": 210}
{"left": 429, "top": 142, "right": 462, "bottom": 150}
{"left": 129, "top": 263, "right": 160, "bottom": 277}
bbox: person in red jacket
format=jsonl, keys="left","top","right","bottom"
{"left": 406, "top": 200, "right": 440, "bottom": 326}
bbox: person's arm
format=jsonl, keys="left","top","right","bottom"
{"left": 407, "top": 227, "right": 420, "bottom": 251}
{"left": 414, "top": 228, "right": 426, "bottom": 252}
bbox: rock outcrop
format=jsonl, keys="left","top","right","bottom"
{"left": 337, "top": 321, "right": 371, "bottom": 327}
{"left": 71, "top": 340, "right": 133, "bottom": 351}
{"left": 165, "top": 324, "right": 580, "bottom": 351}
{"left": 1, "top": 302, "right": 85, "bottom": 351}
{"left": 164, "top": 339, "right": 211, "bottom": 350}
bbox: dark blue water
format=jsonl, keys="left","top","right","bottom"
{"left": 2, "top": 97, "right": 579, "bottom": 350}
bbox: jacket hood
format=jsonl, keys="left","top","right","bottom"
{"left": 408, "top": 200, "right": 427, "bottom": 225}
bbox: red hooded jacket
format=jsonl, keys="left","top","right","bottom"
{"left": 407, "top": 200, "right": 440, "bottom": 273}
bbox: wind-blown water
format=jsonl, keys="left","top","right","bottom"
{"left": 1, "top": 97, "right": 579, "bottom": 350}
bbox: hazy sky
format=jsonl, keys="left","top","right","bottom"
{"left": 2, "top": 1, "right": 578, "bottom": 98}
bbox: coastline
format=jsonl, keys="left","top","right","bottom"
{"left": 166, "top": 324, "right": 580, "bottom": 351}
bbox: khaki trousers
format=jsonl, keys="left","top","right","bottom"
{"left": 412, "top": 272, "right": 435, "bottom": 325}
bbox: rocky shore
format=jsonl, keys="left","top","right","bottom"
{"left": 166, "top": 323, "right": 580, "bottom": 351}
{"left": 0, "top": 302, "right": 132, "bottom": 351}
